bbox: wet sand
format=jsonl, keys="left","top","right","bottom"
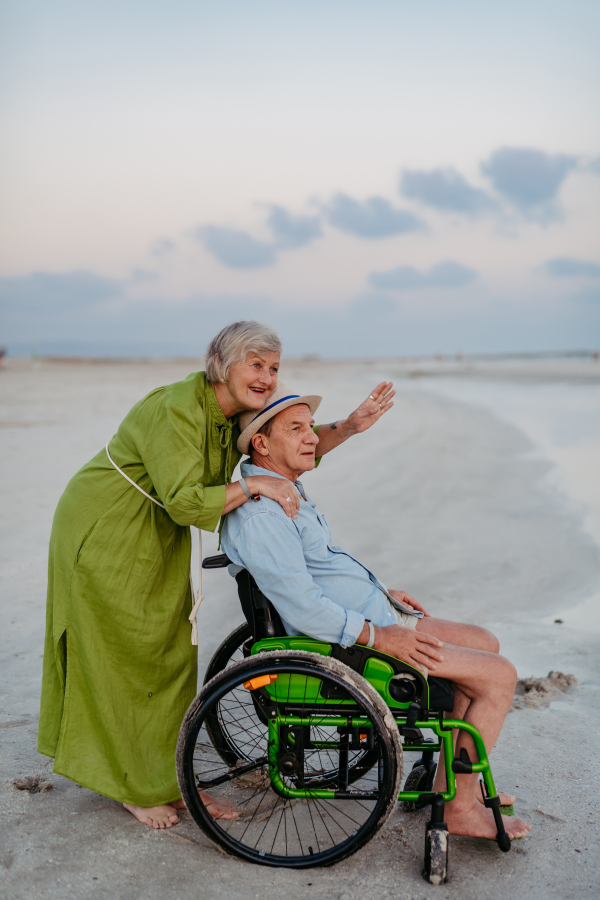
{"left": 1, "top": 356, "right": 599, "bottom": 899}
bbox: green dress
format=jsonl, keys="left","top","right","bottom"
{"left": 38, "top": 372, "right": 241, "bottom": 806}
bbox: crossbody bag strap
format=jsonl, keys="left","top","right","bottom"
{"left": 105, "top": 443, "right": 203, "bottom": 644}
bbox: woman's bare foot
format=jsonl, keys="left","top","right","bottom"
{"left": 445, "top": 800, "right": 530, "bottom": 840}
{"left": 168, "top": 792, "right": 238, "bottom": 820}
{"left": 123, "top": 803, "right": 180, "bottom": 829}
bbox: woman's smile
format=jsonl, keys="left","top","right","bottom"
{"left": 213, "top": 350, "right": 280, "bottom": 418}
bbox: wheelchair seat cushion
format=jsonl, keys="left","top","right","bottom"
{"left": 427, "top": 676, "right": 454, "bottom": 712}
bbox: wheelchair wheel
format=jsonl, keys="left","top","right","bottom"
{"left": 177, "top": 650, "right": 403, "bottom": 867}
{"left": 204, "top": 622, "right": 252, "bottom": 683}
{"left": 203, "top": 626, "right": 379, "bottom": 785}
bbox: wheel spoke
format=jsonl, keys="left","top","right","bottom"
{"left": 182, "top": 645, "right": 402, "bottom": 865}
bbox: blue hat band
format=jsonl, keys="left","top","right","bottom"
{"left": 250, "top": 394, "right": 301, "bottom": 424}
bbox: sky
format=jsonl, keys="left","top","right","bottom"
{"left": 1, "top": 0, "right": 599, "bottom": 357}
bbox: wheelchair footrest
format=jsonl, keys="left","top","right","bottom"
{"left": 480, "top": 781, "right": 512, "bottom": 852}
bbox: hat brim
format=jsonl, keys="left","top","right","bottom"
{"left": 237, "top": 394, "right": 322, "bottom": 454}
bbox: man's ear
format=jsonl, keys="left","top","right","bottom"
{"left": 251, "top": 432, "right": 270, "bottom": 457}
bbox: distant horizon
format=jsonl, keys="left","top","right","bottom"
{"left": 4, "top": 345, "right": 598, "bottom": 363}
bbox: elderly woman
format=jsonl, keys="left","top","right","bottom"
{"left": 38, "top": 321, "right": 394, "bottom": 830}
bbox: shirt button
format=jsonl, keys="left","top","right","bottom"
{"left": 148, "top": 692, "right": 153, "bottom": 697}
{"left": 387, "top": 612, "right": 392, "bottom": 617}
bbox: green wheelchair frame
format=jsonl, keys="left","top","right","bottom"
{"left": 253, "top": 635, "right": 502, "bottom": 811}
{"left": 176, "top": 559, "right": 511, "bottom": 884}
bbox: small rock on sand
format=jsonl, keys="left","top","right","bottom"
{"left": 12, "top": 774, "right": 53, "bottom": 793}
{"left": 511, "top": 670, "right": 578, "bottom": 710}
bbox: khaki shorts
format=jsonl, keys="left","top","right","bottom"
{"left": 392, "top": 607, "right": 419, "bottom": 629}
{"left": 391, "top": 606, "right": 428, "bottom": 677}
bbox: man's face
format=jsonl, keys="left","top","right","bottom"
{"left": 254, "top": 404, "right": 319, "bottom": 478}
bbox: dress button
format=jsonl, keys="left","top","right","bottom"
{"left": 148, "top": 692, "right": 152, "bottom": 697}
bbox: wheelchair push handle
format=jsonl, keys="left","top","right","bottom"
{"left": 202, "top": 553, "right": 231, "bottom": 569}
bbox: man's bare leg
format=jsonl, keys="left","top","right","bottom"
{"left": 416, "top": 618, "right": 515, "bottom": 807}
{"left": 430, "top": 685, "right": 515, "bottom": 807}
{"left": 413, "top": 619, "right": 529, "bottom": 839}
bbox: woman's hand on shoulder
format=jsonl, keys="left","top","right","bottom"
{"left": 246, "top": 475, "right": 300, "bottom": 519}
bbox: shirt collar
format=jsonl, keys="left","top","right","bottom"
{"left": 240, "top": 460, "right": 306, "bottom": 495}
{"left": 240, "top": 460, "right": 289, "bottom": 481}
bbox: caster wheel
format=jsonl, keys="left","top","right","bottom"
{"left": 423, "top": 826, "right": 448, "bottom": 885}
{"left": 403, "top": 761, "right": 437, "bottom": 812}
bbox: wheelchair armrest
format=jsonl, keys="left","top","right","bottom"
{"left": 202, "top": 553, "right": 231, "bottom": 569}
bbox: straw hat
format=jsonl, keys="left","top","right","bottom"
{"left": 237, "top": 380, "right": 322, "bottom": 454}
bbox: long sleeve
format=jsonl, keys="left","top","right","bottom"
{"left": 117, "top": 379, "right": 230, "bottom": 532}
{"left": 142, "top": 400, "right": 226, "bottom": 530}
{"left": 226, "top": 508, "right": 365, "bottom": 647}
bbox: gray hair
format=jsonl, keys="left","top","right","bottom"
{"left": 205, "top": 321, "right": 282, "bottom": 384}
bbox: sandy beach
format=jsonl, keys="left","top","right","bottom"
{"left": 1, "top": 355, "right": 599, "bottom": 899}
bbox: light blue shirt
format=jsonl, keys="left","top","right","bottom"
{"left": 221, "top": 462, "right": 420, "bottom": 648}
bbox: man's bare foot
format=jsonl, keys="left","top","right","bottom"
{"left": 445, "top": 801, "right": 530, "bottom": 840}
{"left": 433, "top": 775, "right": 515, "bottom": 808}
{"left": 168, "top": 792, "right": 238, "bottom": 820}
{"left": 123, "top": 803, "right": 180, "bottom": 829}
{"left": 199, "top": 791, "right": 238, "bottom": 820}
{"left": 476, "top": 785, "right": 515, "bottom": 807}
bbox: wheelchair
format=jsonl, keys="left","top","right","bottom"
{"left": 176, "top": 555, "right": 512, "bottom": 884}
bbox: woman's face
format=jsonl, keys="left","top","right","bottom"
{"left": 226, "top": 351, "right": 280, "bottom": 414}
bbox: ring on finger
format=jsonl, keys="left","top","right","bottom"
{"left": 368, "top": 394, "right": 375, "bottom": 400}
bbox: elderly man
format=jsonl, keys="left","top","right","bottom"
{"left": 221, "top": 384, "right": 530, "bottom": 842}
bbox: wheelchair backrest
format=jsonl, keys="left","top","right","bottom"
{"left": 202, "top": 553, "right": 287, "bottom": 639}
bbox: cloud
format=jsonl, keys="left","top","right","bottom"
{"left": 481, "top": 147, "right": 578, "bottom": 218}
{"left": 265, "top": 205, "right": 321, "bottom": 248}
{"left": 348, "top": 293, "right": 398, "bottom": 316}
{"left": 197, "top": 226, "right": 277, "bottom": 269}
{"left": 544, "top": 257, "right": 600, "bottom": 278}
{"left": 369, "top": 261, "right": 478, "bottom": 291}
{"left": 150, "top": 237, "right": 177, "bottom": 257}
{"left": 0, "top": 270, "right": 122, "bottom": 313}
{"left": 130, "top": 268, "right": 159, "bottom": 283}
{"left": 400, "top": 167, "right": 497, "bottom": 215}
{"left": 573, "top": 286, "right": 600, "bottom": 304}
{"left": 588, "top": 156, "right": 600, "bottom": 176}
{"left": 325, "top": 194, "right": 423, "bottom": 239}
{"left": 2, "top": 268, "right": 599, "bottom": 360}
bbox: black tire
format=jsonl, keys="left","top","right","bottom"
{"left": 177, "top": 650, "right": 403, "bottom": 868}
{"left": 203, "top": 626, "right": 379, "bottom": 784}
{"left": 402, "top": 761, "right": 437, "bottom": 812}
{"left": 202, "top": 623, "right": 261, "bottom": 768}
{"left": 204, "top": 622, "right": 252, "bottom": 685}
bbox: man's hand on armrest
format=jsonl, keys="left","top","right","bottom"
{"left": 356, "top": 622, "right": 444, "bottom": 673}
